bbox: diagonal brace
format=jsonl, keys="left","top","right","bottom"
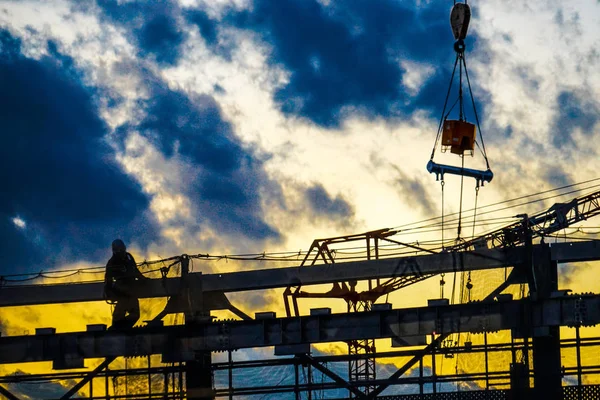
{"left": 368, "top": 281, "right": 507, "bottom": 399}
{"left": 228, "top": 304, "right": 252, "bottom": 320}
{"left": 0, "top": 385, "right": 21, "bottom": 400}
{"left": 367, "top": 334, "right": 447, "bottom": 399}
{"left": 60, "top": 357, "right": 116, "bottom": 399}
{"left": 299, "top": 354, "right": 368, "bottom": 399}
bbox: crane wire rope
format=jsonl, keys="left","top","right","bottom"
{"left": 441, "top": 180, "right": 446, "bottom": 249}
{"left": 396, "top": 181, "right": 600, "bottom": 233}
{"left": 457, "top": 155, "right": 466, "bottom": 240}
{"left": 392, "top": 177, "right": 600, "bottom": 231}
{"left": 463, "top": 52, "right": 490, "bottom": 169}
{"left": 430, "top": 55, "right": 460, "bottom": 162}
{"left": 429, "top": 4, "right": 489, "bottom": 251}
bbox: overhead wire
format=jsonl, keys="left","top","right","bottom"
{"left": 395, "top": 181, "right": 600, "bottom": 236}
{"left": 392, "top": 177, "right": 600, "bottom": 230}
{"left": 2, "top": 180, "right": 600, "bottom": 287}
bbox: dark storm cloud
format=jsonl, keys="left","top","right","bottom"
{"left": 95, "top": 0, "right": 490, "bottom": 128}
{"left": 136, "top": 14, "right": 184, "bottom": 65}
{"left": 544, "top": 167, "right": 571, "bottom": 188}
{"left": 135, "top": 83, "right": 280, "bottom": 241}
{"left": 304, "top": 183, "right": 354, "bottom": 220}
{"left": 553, "top": 91, "right": 599, "bottom": 148}
{"left": 87, "top": 1, "right": 280, "bottom": 243}
{"left": 0, "top": 30, "right": 154, "bottom": 273}
{"left": 96, "top": 0, "right": 184, "bottom": 66}
{"left": 392, "top": 167, "right": 436, "bottom": 217}
{"left": 224, "top": 0, "right": 481, "bottom": 127}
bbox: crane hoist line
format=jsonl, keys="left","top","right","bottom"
{"left": 427, "top": 0, "right": 492, "bottom": 187}
{"left": 426, "top": 1, "right": 493, "bottom": 245}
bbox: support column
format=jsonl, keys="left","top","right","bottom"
{"left": 294, "top": 358, "right": 300, "bottom": 400}
{"left": 531, "top": 244, "right": 561, "bottom": 400}
{"left": 185, "top": 352, "right": 214, "bottom": 400}
{"left": 509, "top": 362, "right": 529, "bottom": 400}
{"left": 228, "top": 350, "right": 233, "bottom": 400}
{"left": 509, "top": 333, "right": 529, "bottom": 399}
{"left": 576, "top": 327, "right": 582, "bottom": 400}
{"left": 484, "top": 331, "right": 489, "bottom": 390}
{"left": 181, "top": 255, "right": 215, "bottom": 400}
{"left": 419, "top": 358, "right": 424, "bottom": 396}
{"left": 431, "top": 335, "right": 437, "bottom": 395}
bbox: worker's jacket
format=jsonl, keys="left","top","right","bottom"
{"left": 104, "top": 252, "right": 144, "bottom": 299}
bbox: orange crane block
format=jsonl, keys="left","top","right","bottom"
{"left": 441, "top": 120, "right": 476, "bottom": 155}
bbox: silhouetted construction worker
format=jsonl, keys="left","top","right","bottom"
{"left": 104, "top": 239, "right": 148, "bottom": 329}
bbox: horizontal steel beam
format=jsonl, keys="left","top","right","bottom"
{"left": 0, "top": 241, "right": 597, "bottom": 308}
{"left": 426, "top": 160, "right": 494, "bottom": 185}
{"left": 0, "top": 293, "right": 598, "bottom": 365}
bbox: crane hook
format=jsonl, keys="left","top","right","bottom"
{"left": 450, "top": 3, "right": 471, "bottom": 42}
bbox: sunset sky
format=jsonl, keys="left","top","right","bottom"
{"left": 1, "top": 0, "right": 600, "bottom": 397}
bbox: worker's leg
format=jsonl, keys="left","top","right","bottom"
{"left": 123, "top": 296, "right": 140, "bottom": 326}
{"left": 111, "top": 299, "right": 127, "bottom": 328}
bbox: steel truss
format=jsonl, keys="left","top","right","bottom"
{"left": 1, "top": 187, "right": 599, "bottom": 399}
{"left": 3, "top": 335, "right": 600, "bottom": 399}
{"left": 284, "top": 229, "right": 436, "bottom": 396}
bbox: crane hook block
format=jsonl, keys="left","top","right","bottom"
{"left": 427, "top": 160, "right": 493, "bottom": 186}
{"left": 450, "top": 3, "right": 471, "bottom": 41}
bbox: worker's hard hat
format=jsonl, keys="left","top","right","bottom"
{"left": 112, "top": 239, "right": 126, "bottom": 254}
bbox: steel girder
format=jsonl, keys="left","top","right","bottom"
{"left": 0, "top": 293, "right": 597, "bottom": 365}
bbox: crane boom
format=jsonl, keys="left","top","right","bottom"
{"left": 452, "top": 189, "right": 600, "bottom": 251}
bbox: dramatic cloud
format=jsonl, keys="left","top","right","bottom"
{"left": 553, "top": 91, "right": 599, "bottom": 148}
{"left": 129, "top": 82, "right": 281, "bottom": 242}
{"left": 226, "top": 0, "right": 470, "bottom": 127}
{"left": 96, "top": 0, "right": 185, "bottom": 66}
{"left": 136, "top": 14, "right": 184, "bottom": 65}
{"left": 392, "top": 167, "right": 437, "bottom": 218}
{"left": 0, "top": 30, "right": 154, "bottom": 272}
{"left": 0, "top": 0, "right": 600, "bottom": 340}
{"left": 304, "top": 183, "right": 354, "bottom": 221}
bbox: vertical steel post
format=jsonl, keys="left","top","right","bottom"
{"left": 511, "top": 336, "right": 516, "bottom": 365}
{"left": 531, "top": 244, "right": 561, "bottom": 400}
{"left": 181, "top": 255, "right": 214, "bottom": 400}
{"left": 164, "top": 370, "right": 169, "bottom": 399}
{"left": 294, "top": 358, "right": 300, "bottom": 400}
{"left": 125, "top": 359, "right": 129, "bottom": 395}
{"left": 228, "top": 350, "right": 233, "bottom": 400}
{"left": 484, "top": 331, "right": 489, "bottom": 390}
{"left": 308, "top": 362, "right": 313, "bottom": 400}
{"left": 524, "top": 337, "right": 530, "bottom": 375}
{"left": 147, "top": 355, "right": 152, "bottom": 396}
{"left": 576, "top": 326, "right": 582, "bottom": 400}
{"left": 419, "top": 358, "right": 424, "bottom": 396}
{"left": 178, "top": 362, "right": 183, "bottom": 399}
{"left": 432, "top": 334, "right": 437, "bottom": 395}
